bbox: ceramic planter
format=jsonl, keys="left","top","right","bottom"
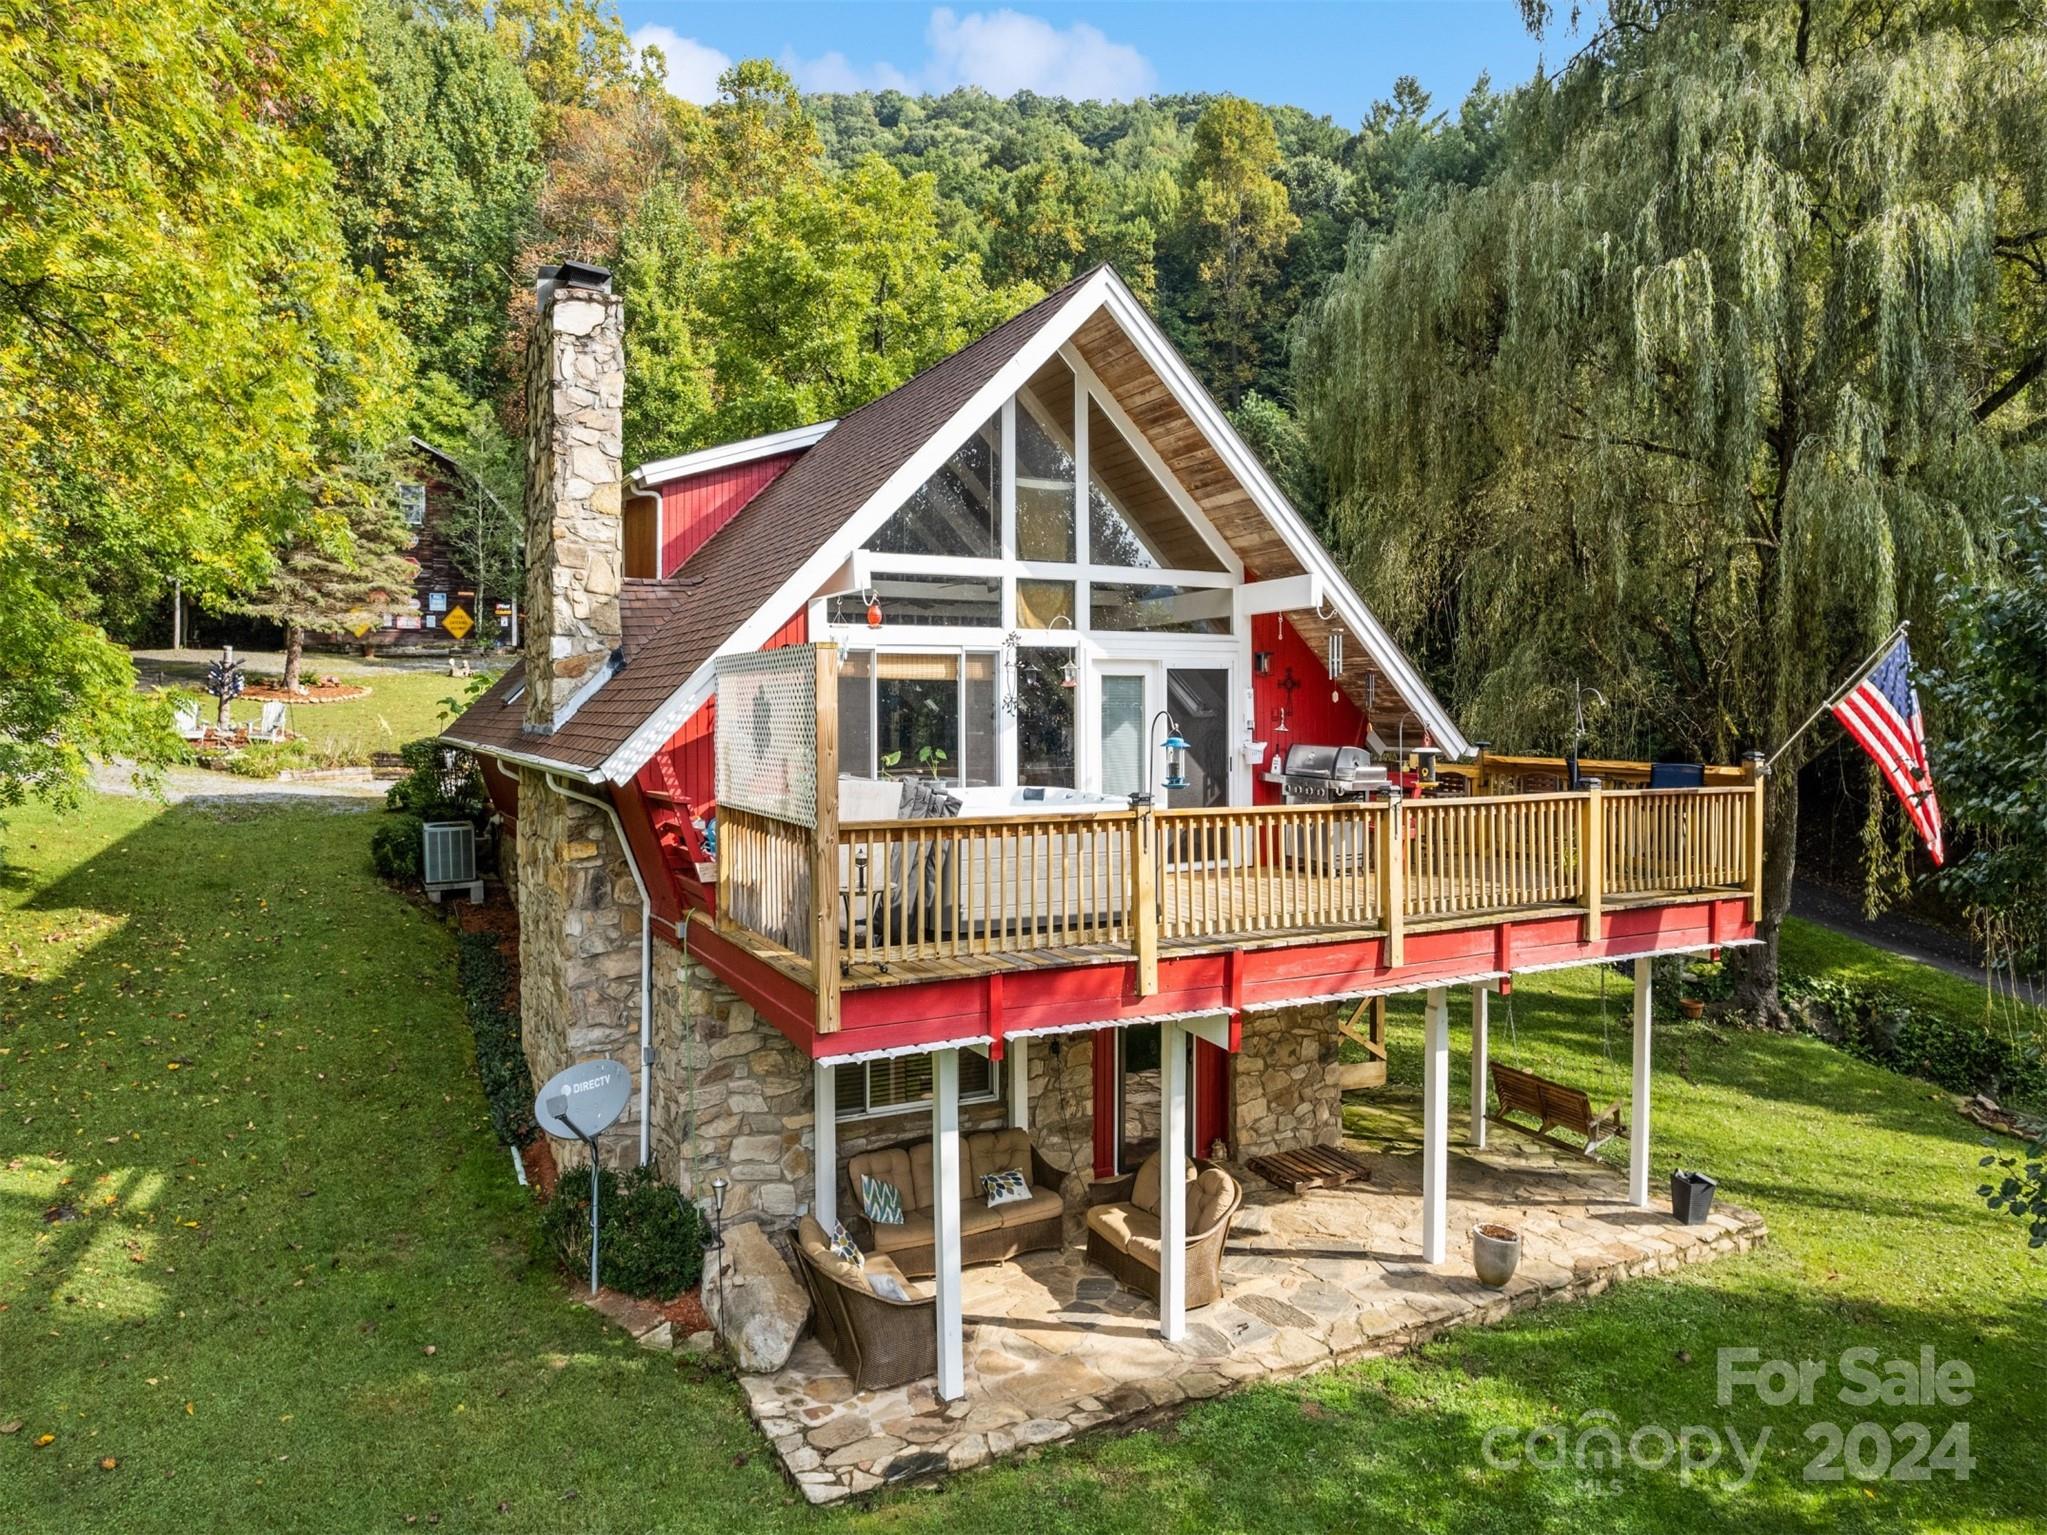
{"left": 1678, "top": 998, "right": 1706, "bottom": 1019}
{"left": 1471, "top": 1223, "right": 1522, "bottom": 1287}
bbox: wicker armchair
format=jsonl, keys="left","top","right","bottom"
{"left": 793, "top": 1217, "right": 936, "bottom": 1390}
{"left": 1084, "top": 1154, "right": 1241, "bottom": 1311}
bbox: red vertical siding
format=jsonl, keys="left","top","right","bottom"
{"left": 656, "top": 452, "right": 805, "bottom": 577}
{"left": 635, "top": 608, "right": 810, "bottom": 814}
{"left": 1249, "top": 613, "right": 1373, "bottom": 804}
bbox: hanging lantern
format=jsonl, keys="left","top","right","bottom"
{"left": 1162, "top": 727, "right": 1191, "bottom": 791}
{"left": 1059, "top": 656, "right": 1078, "bottom": 688}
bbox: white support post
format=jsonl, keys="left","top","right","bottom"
{"left": 931, "top": 1048, "right": 966, "bottom": 1400}
{"left": 1631, "top": 957, "right": 1653, "bottom": 1209}
{"left": 1158, "top": 1021, "right": 1189, "bottom": 1341}
{"left": 1421, "top": 987, "right": 1450, "bottom": 1264}
{"left": 813, "top": 1060, "right": 836, "bottom": 1231}
{"left": 1469, "top": 984, "right": 1489, "bottom": 1151}
{"left": 1007, "top": 1036, "right": 1029, "bottom": 1132}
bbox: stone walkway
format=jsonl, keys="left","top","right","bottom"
{"left": 740, "top": 1120, "right": 1765, "bottom": 1504}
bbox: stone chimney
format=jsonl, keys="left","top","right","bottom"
{"left": 524, "top": 261, "right": 625, "bottom": 734}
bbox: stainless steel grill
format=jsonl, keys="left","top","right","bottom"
{"left": 1264, "top": 743, "right": 1390, "bottom": 804}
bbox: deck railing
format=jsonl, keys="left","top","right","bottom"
{"left": 716, "top": 779, "right": 1763, "bottom": 1012}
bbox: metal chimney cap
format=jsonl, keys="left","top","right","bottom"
{"left": 555, "top": 260, "right": 612, "bottom": 292}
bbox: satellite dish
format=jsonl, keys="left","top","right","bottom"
{"left": 533, "top": 1058, "right": 631, "bottom": 1141}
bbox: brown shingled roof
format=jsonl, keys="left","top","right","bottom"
{"left": 440, "top": 269, "right": 1103, "bottom": 774}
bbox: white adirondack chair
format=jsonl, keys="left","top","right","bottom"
{"left": 248, "top": 701, "right": 289, "bottom": 743}
{"left": 174, "top": 704, "right": 206, "bottom": 742}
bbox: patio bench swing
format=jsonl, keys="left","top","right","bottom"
{"left": 1486, "top": 969, "right": 1628, "bottom": 1155}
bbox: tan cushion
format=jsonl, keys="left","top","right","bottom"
{"left": 1130, "top": 1151, "right": 1196, "bottom": 1215}
{"left": 866, "top": 1202, "right": 1004, "bottom": 1255}
{"left": 966, "top": 1127, "right": 1035, "bottom": 1187}
{"left": 989, "top": 1182, "right": 1062, "bottom": 1229}
{"left": 908, "top": 1139, "right": 992, "bottom": 1210}
{"left": 1192, "top": 1167, "right": 1236, "bottom": 1233}
{"left": 863, "top": 1252, "right": 924, "bottom": 1301}
{"left": 798, "top": 1215, "right": 866, "bottom": 1288}
{"left": 846, "top": 1147, "right": 914, "bottom": 1220}
{"left": 1085, "top": 1201, "right": 1161, "bottom": 1265}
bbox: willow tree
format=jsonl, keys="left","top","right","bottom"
{"left": 1295, "top": 0, "right": 2047, "bottom": 1013}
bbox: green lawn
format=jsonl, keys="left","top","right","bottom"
{"left": 155, "top": 664, "right": 496, "bottom": 772}
{"left": 3, "top": 796, "right": 2041, "bottom": 1532}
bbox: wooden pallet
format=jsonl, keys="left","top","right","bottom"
{"left": 1246, "top": 1143, "right": 1375, "bottom": 1193}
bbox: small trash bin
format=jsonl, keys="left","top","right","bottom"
{"left": 1671, "top": 1169, "right": 1717, "bottom": 1225}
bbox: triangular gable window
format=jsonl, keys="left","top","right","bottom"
{"left": 866, "top": 412, "right": 1001, "bottom": 559}
{"left": 1087, "top": 398, "right": 1225, "bottom": 572}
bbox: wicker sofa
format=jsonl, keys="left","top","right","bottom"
{"left": 844, "top": 1127, "right": 1066, "bottom": 1279}
{"left": 1084, "top": 1152, "right": 1242, "bottom": 1311}
{"left": 793, "top": 1216, "right": 935, "bottom": 1390}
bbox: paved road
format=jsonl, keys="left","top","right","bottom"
{"left": 1792, "top": 878, "right": 2043, "bottom": 1006}
{"left": 90, "top": 758, "right": 385, "bottom": 808}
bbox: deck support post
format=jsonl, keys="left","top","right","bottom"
{"left": 1421, "top": 986, "right": 1449, "bottom": 1264}
{"left": 1379, "top": 799, "right": 1406, "bottom": 967}
{"left": 1581, "top": 781, "right": 1605, "bottom": 943}
{"left": 1007, "top": 1035, "right": 1029, "bottom": 1132}
{"left": 1469, "top": 983, "right": 1489, "bottom": 1151}
{"left": 1630, "top": 957, "right": 1652, "bottom": 1208}
{"left": 813, "top": 1059, "right": 836, "bottom": 1230}
{"left": 931, "top": 1048, "right": 966, "bottom": 1399}
{"left": 1159, "top": 1020, "right": 1189, "bottom": 1341}
{"left": 1131, "top": 808, "right": 1160, "bottom": 997}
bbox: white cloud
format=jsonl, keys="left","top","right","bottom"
{"left": 784, "top": 9, "right": 1155, "bottom": 103}
{"left": 921, "top": 8, "right": 1155, "bottom": 100}
{"left": 780, "top": 48, "right": 915, "bottom": 96}
{"left": 629, "top": 24, "right": 732, "bottom": 105}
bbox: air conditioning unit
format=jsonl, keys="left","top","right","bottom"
{"left": 422, "top": 820, "right": 483, "bottom": 904}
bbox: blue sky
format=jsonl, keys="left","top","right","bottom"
{"left": 614, "top": 3, "right": 1568, "bottom": 127}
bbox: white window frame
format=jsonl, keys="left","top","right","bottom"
{"left": 835, "top": 1052, "right": 1002, "bottom": 1123}
{"left": 812, "top": 363, "right": 1251, "bottom": 802}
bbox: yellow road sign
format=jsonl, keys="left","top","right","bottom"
{"left": 441, "top": 606, "right": 474, "bottom": 640}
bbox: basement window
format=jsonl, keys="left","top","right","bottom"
{"left": 834, "top": 1051, "right": 1000, "bottom": 1121}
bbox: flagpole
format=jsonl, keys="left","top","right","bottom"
{"left": 1762, "top": 620, "right": 1911, "bottom": 774}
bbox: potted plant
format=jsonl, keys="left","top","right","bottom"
{"left": 1471, "top": 1223, "right": 1522, "bottom": 1286}
{"left": 1678, "top": 995, "right": 1706, "bottom": 1019}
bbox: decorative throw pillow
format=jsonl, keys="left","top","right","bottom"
{"left": 860, "top": 1174, "right": 905, "bottom": 1226}
{"left": 980, "top": 1168, "right": 1032, "bottom": 1208}
{"left": 829, "top": 1221, "right": 864, "bottom": 1268}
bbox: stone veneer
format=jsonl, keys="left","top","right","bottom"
{"left": 513, "top": 768, "right": 644, "bottom": 1170}
{"left": 1229, "top": 1003, "right": 1347, "bottom": 1162}
{"left": 522, "top": 277, "right": 625, "bottom": 732}
{"left": 509, "top": 767, "right": 1351, "bottom": 1219}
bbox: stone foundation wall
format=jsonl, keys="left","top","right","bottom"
{"left": 1230, "top": 1003, "right": 1346, "bottom": 1160}
{"left": 514, "top": 767, "right": 644, "bottom": 1170}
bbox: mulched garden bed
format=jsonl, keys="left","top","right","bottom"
{"left": 244, "top": 681, "right": 371, "bottom": 703}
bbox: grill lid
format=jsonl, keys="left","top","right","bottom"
{"left": 1281, "top": 743, "right": 1375, "bottom": 781}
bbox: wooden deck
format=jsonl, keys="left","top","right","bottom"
{"left": 712, "top": 782, "right": 1763, "bottom": 1018}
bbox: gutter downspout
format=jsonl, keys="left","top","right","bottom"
{"left": 546, "top": 772, "right": 653, "bottom": 1167}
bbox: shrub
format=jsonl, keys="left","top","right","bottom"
{"left": 1782, "top": 973, "right": 2046, "bottom": 1105}
{"left": 370, "top": 814, "right": 425, "bottom": 882}
{"left": 540, "top": 1162, "right": 707, "bottom": 1297}
{"left": 385, "top": 739, "right": 486, "bottom": 824}
{"left": 455, "top": 930, "right": 536, "bottom": 1149}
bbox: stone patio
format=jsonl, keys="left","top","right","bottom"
{"left": 739, "top": 1111, "right": 1766, "bottom": 1504}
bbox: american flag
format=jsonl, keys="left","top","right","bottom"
{"left": 1831, "top": 634, "right": 1945, "bottom": 866}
